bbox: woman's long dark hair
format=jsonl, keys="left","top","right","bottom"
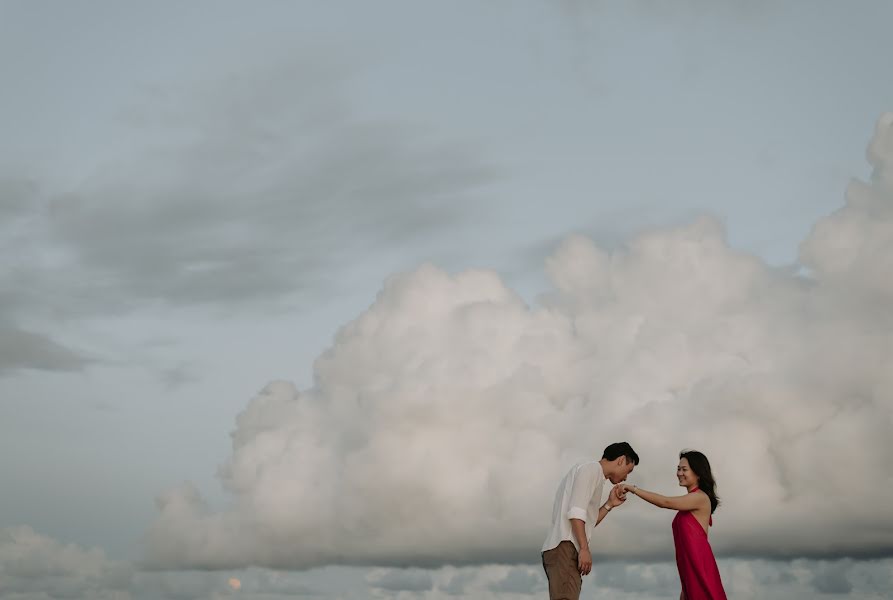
{"left": 680, "top": 450, "right": 720, "bottom": 513}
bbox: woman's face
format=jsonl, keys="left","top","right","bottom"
{"left": 677, "top": 457, "right": 699, "bottom": 488}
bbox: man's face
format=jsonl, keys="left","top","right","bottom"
{"left": 609, "top": 457, "right": 635, "bottom": 484}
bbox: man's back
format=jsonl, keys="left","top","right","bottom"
{"left": 542, "top": 461, "right": 605, "bottom": 552}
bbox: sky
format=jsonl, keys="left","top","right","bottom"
{"left": 1, "top": 1, "right": 892, "bottom": 598}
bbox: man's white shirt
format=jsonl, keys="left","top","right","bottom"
{"left": 542, "top": 461, "right": 608, "bottom": 552}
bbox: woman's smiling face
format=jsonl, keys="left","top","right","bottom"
{"left": 677, "top": 457, "right": 699, "bottom": 489}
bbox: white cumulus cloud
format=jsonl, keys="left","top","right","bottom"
{"left": 146, "top": 114, "right": 893, "bottom": 570}
{"left": 0, "top": 526, "right": 132, "bottom": 599}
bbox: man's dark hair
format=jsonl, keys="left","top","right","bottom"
{"left": 602, "top": 442, "right": 639, "bottom": 465}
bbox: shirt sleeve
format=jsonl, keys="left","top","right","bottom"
{"left": 566, "top": 464, "right": 599, "bottom": 522}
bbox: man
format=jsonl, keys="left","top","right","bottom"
{"left": 541, "top": 442, "right": 639, "bottom": 600}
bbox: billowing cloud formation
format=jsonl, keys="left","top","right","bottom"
{"left": 800, "top": 112, "right": 893, "bottom": 297}
{"left": 147, "top": 115, "right": 893, "bottom": 569}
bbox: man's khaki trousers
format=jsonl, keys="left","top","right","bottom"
{"left": 541, "top": 541, "right": 582, "bottom": 600}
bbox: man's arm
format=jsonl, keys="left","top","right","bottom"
{"left": 565, "top": 465, "right": 597, "bottom": 576}
{"left": 569, "top": 518, "right": 591, "bottom": 575}
{"left": 570, "top": 486, "right": 625, "bottom": 576}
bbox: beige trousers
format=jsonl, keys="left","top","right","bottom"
{"left": 542, "top": 541, "right": 582, "bottom": 600}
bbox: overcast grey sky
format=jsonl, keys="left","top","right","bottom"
{"left": 1, "top": 1, "right": 892, "bottom": 599}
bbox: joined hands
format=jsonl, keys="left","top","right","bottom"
{"left": 608, "top": 483, "right": 628, "bottom": 507}
{"left": 610, "top": 483, "right": 639, "bottom": 505}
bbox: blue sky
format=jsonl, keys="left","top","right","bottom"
{"left": 1, "top": 1, "right": 892, "bottom": 598}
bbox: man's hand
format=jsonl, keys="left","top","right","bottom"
{"left": 578, "top": 547, "right": 593, "bottom": 576}
{"left": 608, "top": 484, "right": 627, "bottom": 506}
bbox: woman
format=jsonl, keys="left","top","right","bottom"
{"left": 620, "top": 450, "right": 727, "bottom": 600}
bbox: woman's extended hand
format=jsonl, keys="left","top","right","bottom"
{"left": 619, "top": 483, "right": 637, "bottom": 496}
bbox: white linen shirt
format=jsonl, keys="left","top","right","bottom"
{"left": 542, "top": 461, "right": 608, "bottom": 553}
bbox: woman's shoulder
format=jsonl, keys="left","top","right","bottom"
{"left": 690, "top": 489, "right": 711, "bottom": 505}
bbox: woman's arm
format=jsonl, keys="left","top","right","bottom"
{"left": 621, "top": 484, "right": 706, "bottom": 511}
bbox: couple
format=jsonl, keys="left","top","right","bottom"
{"left": 541, "top": 442, "right": 727, "bottom": 600}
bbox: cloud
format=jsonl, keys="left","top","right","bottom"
{"left": 0, "top": 326, "right": 91, "bottom": 375}
{"left": 487, "top": 567, "right": 547, "bottom": 594}
{"left": 439, "top": 569, "right": 477, "bottom": 596}
{"left": 145, "top": 113, "right": 893, "bottom": 569}
{"left": 368, "top": 568, "right": 434, "bottom": 592}
{"left": 0, "top": 526, "right": 326, "bottom": 599}
{"left": 370, "top": 565, "right": 546, "bottom": 599}
{"left": 38, "top": 59, "right": 492, "bottom": 313}
{"left": 593, "top": 558, "right": 893, "bottom": 600}
{"left": 2, "top": 528, "right": 892, "bottom": 600}
{"left": 0, "top": 176, "right": 92, "bottom": 374}
{"left": 128, "top": 568, "right": 321, "bottom": 600}
{"left": 318, "top": 560, "right": 893, "bottom": 600}
{"left": 158, "top": 362, "right": 200, "bottom": 391}
{"left": 0, "top": 526, "right": 132, "bottom": 599}
{"left": 0, "top": 57, "right": 493, "bottom": 373}
{"left": 812, "top": 565, "right": 853, "bottom": 594}
{"left": 0, "top": 177, "right": 37, "bottom": 219}
{"left": 592, "top": 561, "right": 679, "bottom": 594}
{"left": 799, "top": 112, "right": 893, "bottom": 298}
